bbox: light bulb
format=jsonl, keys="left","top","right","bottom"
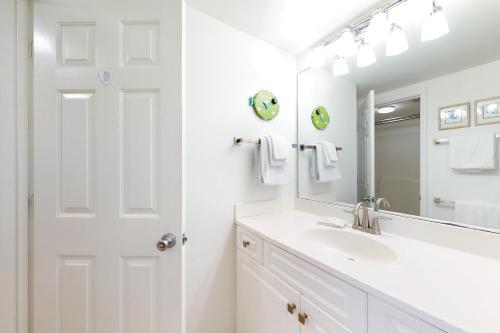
{"left": 332, "top": 56, "right": 349, "bottom": 77}
{"left": 421, "top": 5, "right": 449, "bottom": 42}
{"left": 357, "top": 42, "right": 376, "bottom": 68}
{"left": 386, "top": 24, "right": 409, "bottom": 56}
{"left": 337, "top": 28, "right": 357, "bottom": 57}
{"left": 366, "top": 10, "right": 389, "bottom": 46}
{"left": 377, "top": 106, "right": 396, "bottom": 114}
{"left": 310, "top": 44, "right": 327, "bottom": 68}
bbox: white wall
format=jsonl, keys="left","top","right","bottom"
{"left": 376, "top": 60, "right": 500, "bottom": 224}
{"left": 0, "top": 0, "right": 18, "bottom": 332}
{"left": 297, "top": 68, "right": 357, "bottom": 204}
{"left": 186, "top": 7, "right": 297, "bottom": 333}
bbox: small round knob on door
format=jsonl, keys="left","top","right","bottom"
{"left": 157, "top": 233, "right": 176, "bottom": 251}
{"left": 298, "top": 312, "right": 308, "bottom": 325}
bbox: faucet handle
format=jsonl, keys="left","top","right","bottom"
{"left": 369, "top": 216, "right": 382, "bottom": 235}
{"left": 375, "top": 198, "right": 391, "bottom": 211}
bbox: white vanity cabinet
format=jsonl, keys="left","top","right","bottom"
{"left": 236, "top": 226, "right": 446, "bottom": 333}
{"left": 237, "top": 227, "right": 366, "bottom": 333}
{"left": 368, "top": 296, "right": 444, "bottom": 333}
{"left": 237, "top": 252, "right": 300, "bottom": 333}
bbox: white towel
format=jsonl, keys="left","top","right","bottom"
{"left": 254, "top": 136, "right": 289, "bottom": 185}
{"left": 449, "top": 133, "right": 496, "bottom": 171}
{"left": 310, "top": 143, "right": 342, "bottom": 182}
{"left": 318, "top": 141, "right": 338, "bottom": 167}
{"left": 455, "top": 200, "right": 500, "bottom": 229}
{"left": 268, "top": 135, "right": 290, "bottom": 166}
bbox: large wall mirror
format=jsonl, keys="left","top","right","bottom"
{"left": 297, "top": 0, "right": 500, "bottom": 233}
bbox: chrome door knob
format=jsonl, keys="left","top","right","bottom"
{"left": 156, "top": 233, "right": 176, "bottom": 251}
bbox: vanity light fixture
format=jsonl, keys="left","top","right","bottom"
{"left": 332, "top": 56, "right": 349, "bottom": 77}
{"left": 337, "top": 27, "right": 357, "bottom": 57}
{"left": 421, "top": 1, "right": 449, "bottom": 42}
{"left": 308, "top": 0, "right": 449, "bottom": 75}
{"left": 386, "top": 23, "right": 409, "bottom": 56}
{"left": 366, "top": 10, "right": 390, "bottom": 46}
{"left": 377, "top": 105, "right": 396, "bottom": 114}
{"left": 310, "top": 43, "right": 327, "bottom": 68}
{"left": 357, "top": 41, "right": 377, "bottom": 68}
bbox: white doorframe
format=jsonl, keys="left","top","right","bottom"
{"left": 0, "top": 0, "right": 30, "bottom": 332}
{"left": 374, "top": 88, "right": 429, "bottom": 217}
{"left": 17, "top": 1, "right": 31, "bottom": 333}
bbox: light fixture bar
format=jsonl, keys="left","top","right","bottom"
{"left": 322, "top": 0, "right": 408, "bottom": 46}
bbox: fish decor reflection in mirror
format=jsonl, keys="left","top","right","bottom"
{"left": 311, "top": 106, "right": 330, "bottom": 130}
{"left": 298, "top": 0, "right": 500, "bottom": 233}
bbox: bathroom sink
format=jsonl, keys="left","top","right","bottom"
{"left": 301, "top": 228, "right": 397, "bottom": 263}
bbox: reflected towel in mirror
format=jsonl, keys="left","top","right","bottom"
{"left": 455, "top": 200, "right": 500, "bottom": 229}
{"left": 310, "top": 143, "right": 342, "bottom": 182}
{"left": 449, "top": 133, "right": 496, "bottom": 171}
{"left": 319, "top": 141, "right": 338, "bottom": 167}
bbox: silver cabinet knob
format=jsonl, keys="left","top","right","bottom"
{"left": 156, "top": 233, "right": 176, "bottom": 251}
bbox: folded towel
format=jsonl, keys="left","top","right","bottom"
{"left": 254, "top": 136, "right": 289, "bottom": 185}
{"left": 310, "top": 143, "right": 342, "bottom": 182}
{"left": 318, "top": 141, "right": 338, "bottom": 167}
{"left": 449, "top": 133, "right": 496, "bottom": 171}
{"left": 455, "top": 200, "right": 500, "bottom": 229}
{"left": 267, "top": 135, "right": 290, "bottom": 166}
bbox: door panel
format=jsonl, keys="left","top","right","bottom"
{"left": 368, "top": 296, "right": 444, "bottom": 333}
{"left": 300, "top": 296, "right": 353, "bottom": 333}
{"left": 358, "top": 90, "right": 375, "bottom": 205}
{"left": 33, "top": 1, "right": 183, "bottom": 332}
{"left": 237, "top": 252, "right": 300, "bottom": 333}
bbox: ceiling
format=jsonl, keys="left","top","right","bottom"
{"left": 186, "top": 0, "right": 382, "bottom": 54}
{"left": 375, "top": 98, "right": 420, "bottom": 122}
{"left": 187, "top": 0, "right": 500, "bottom": 96}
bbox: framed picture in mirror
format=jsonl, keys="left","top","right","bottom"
{"left": 475, "top": 96, "right": 500, "bottom": 126}
{"left": 438, "top": 103, "right": 471, "bottom": 130}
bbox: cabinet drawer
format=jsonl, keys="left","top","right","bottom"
{"left": 264, "top": 243, "right": 367, "bottom": 333}
{"left": 300, "top": 295, "right": 353, "bottom": 333}
{"left": 368, "top": 296, "right": 445, "bottom": 333}
{"left": 237, "top": 227, "right": 264, "bottom": 264}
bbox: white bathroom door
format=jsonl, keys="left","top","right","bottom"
{"left": 362, "top": 90, "right": 375, "bottom": 205}
{"left": 32, "top": 0, "right": 184, "bottom": 332}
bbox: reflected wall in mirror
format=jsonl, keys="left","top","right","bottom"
{"left": 297, "top": 0, "right": 500, "bottom": 232}
{"left": 297, "top": 69, "right": 358, "bottom": 205}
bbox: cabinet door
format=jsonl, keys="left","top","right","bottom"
{"left": 237, "top": 251, "right": 301, "bottom": 333}
{"left": 368, "top": 296, "right": 444, "bottom": 333}
{"left": 299, "top": 296, "right": 353, "bottom": 333}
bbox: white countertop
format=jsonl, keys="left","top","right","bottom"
{"left": 236, "top": 209, "right": 500, "bottom": 333}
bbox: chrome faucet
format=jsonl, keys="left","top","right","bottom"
{"left": 352, "top": 202, "right": 369, "bottom": 232}
{"left": 351, "top": 198, "right": 391, "bottom": 235}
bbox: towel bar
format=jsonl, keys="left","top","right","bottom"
{"left": 433, "top": 134, "right": 500, "bottom": 145}
{"left": 233, "top": 137, "right": 342, "bottom": 151}
{"left": 433, "top": 197, "right": 455, "bottom": 207}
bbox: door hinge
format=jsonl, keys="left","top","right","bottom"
{"left": 28, "top": 41, "right": 33, "bottom": 59}
{"left": 182, "top": 233, "right": 188, "bottom": 245}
